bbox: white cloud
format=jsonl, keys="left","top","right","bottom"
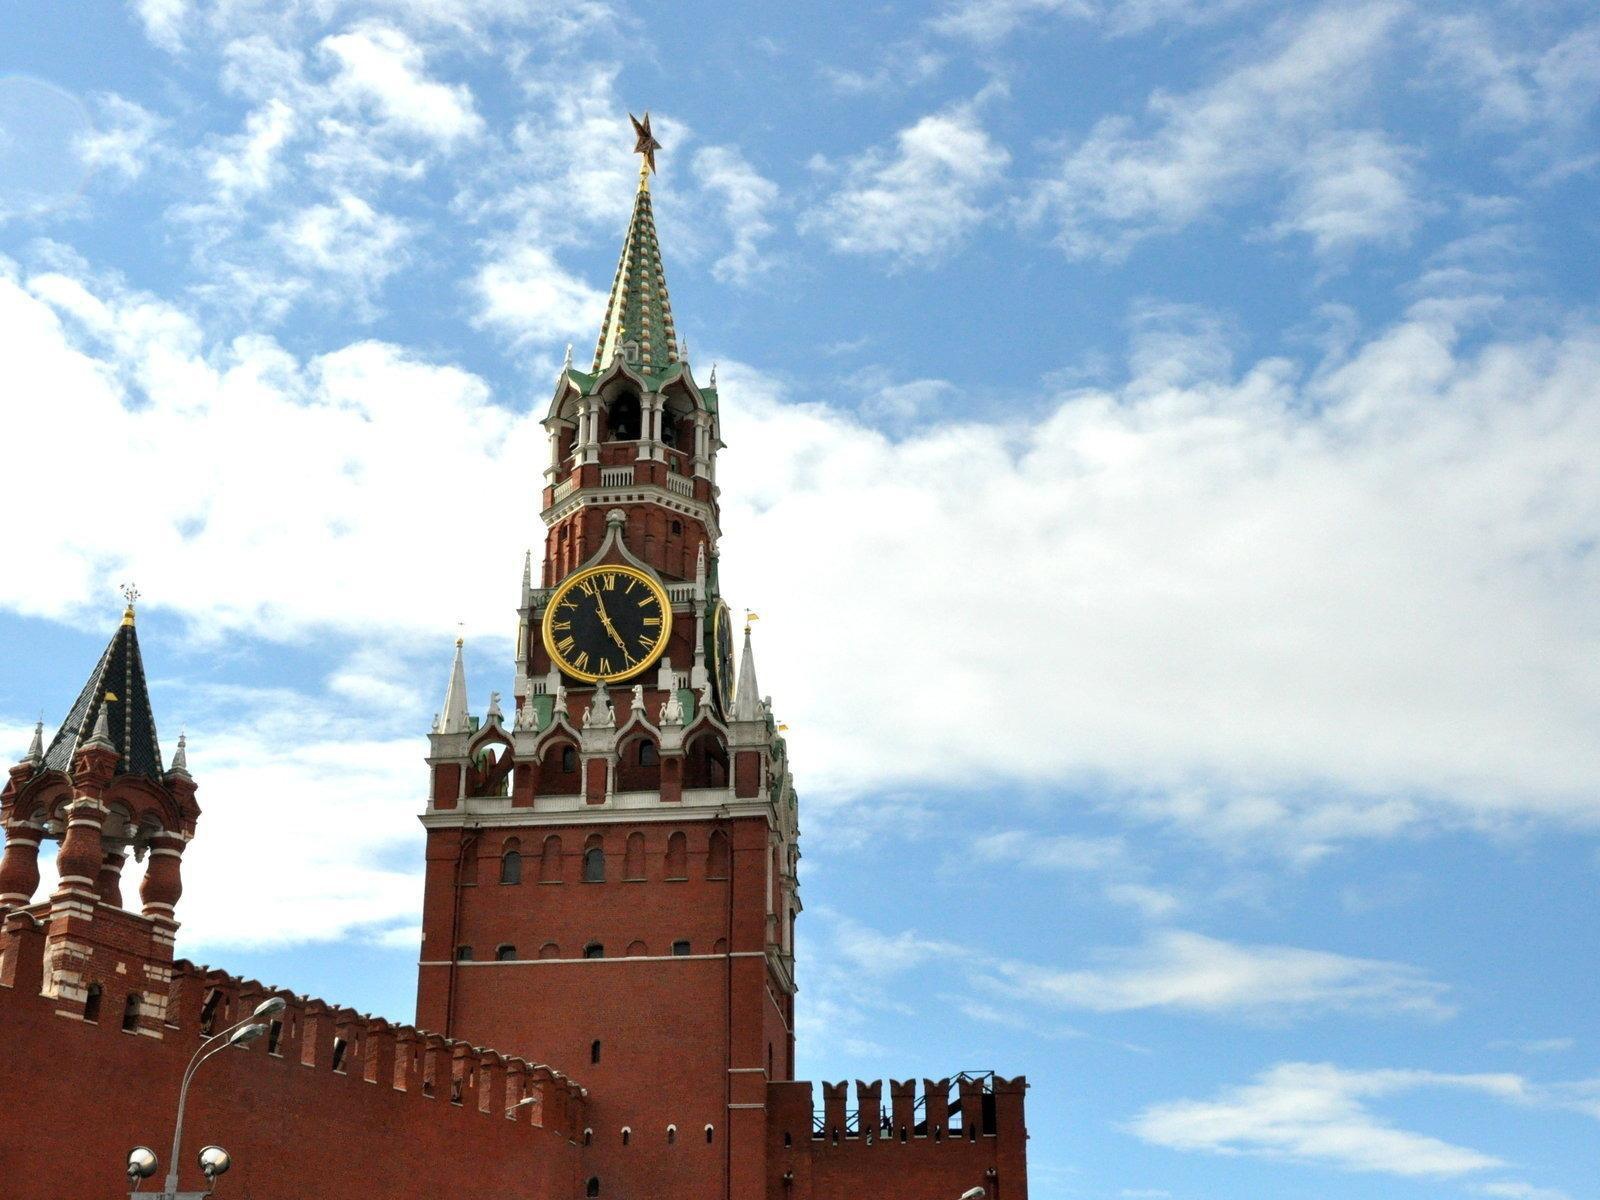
{"left": 319, "top": 23, "right": 484, "bottom": 145}
{"left": 133, "top": 0, "right": 191, "bottom": 52}
{"left": 985, "top": 930, "right": 1450, "bottom": 1017}
{"left": 75, "top": 94, "right": 164, "bottom": 182}
{"left": 472, "top": 242, "right": 608, "bottom": 347}
{"left": 1272, "top": 129, "right": 1427, "bottom": 257}
{"left": 1477, "top": 1183, "right": 1574, "bottom": 1200}
{"left": 1130, "top": 1062, "right": 1523, "bottom": 1177}
{"left": 274, "top": 193, "right": 412, "bottom": 306}
{"left": 692, "top": 145, "right": 780, "bottom": 286}
{"left": 802, "top": 101, "right": 1010, "bottom": 264}
{"left": 1030, "top": 3, "right": 1415, "bottom": 260}
{"left": 202, "top": 97, "right": 298, "bottom": 206}
{"left": 931, "top": 0, "right": 1256, "bottom": 42}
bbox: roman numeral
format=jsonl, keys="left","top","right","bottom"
{"left": 602, "top": 573, "right": 617, "bottom": 589}
{"left": 578, "top": 580, "right": 596, "bottom": 597}
{"left": 573, "top": 651, "right": 591, "bottom": 670}
{"left": 642, "top": 616, "right": 661, "bottom": 626}
{"left": 553, "top": 621, "right": 571, "bottom": 631}
{"left": 557, "top": 635, "right": 575, "bottom": 652}
{"left": 599, "top": 658, "right": 613, "bottom": 675}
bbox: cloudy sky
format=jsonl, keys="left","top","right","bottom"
{"left": 2, "top": 1, "right": 1598, "bottom": 1196}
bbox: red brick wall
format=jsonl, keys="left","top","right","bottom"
{"left": 0, "top": 917, "right": 581, "bottom": 1200}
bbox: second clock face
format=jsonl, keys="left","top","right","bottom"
{"left": 542, "top": 565, "right": 672, "bottom": 683}
{"left": 711, "top": 599, "right": 736, "bottom": 717}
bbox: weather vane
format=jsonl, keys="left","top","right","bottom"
{"left": 630, "top": 111, "right": 661, "bottom": 185}
{"left": 120, "top": 582, "right": 140, "bottom": 607}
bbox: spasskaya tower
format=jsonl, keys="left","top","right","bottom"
{"left": 415, "top": 113, "right": 802, "bottom": 1200}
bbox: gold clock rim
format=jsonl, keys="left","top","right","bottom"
{"left": 540, "top": 564, "right": 674, "bottom": 684}
{"left": 711, "top": 599, "right": 735, "bottom": 712}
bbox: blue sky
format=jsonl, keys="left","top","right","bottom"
{"left": 2, "top": 1, "right": 1598, "bottom": 1197}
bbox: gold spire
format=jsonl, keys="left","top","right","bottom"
{"left": 631, "top": 111, "right": 661, "bottom": 190}
{"left": 591, "top": 111, "right": 680, "bottom": 375}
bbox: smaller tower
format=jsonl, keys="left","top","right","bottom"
{"left": 0, "top": 595, "right": 199, "bottom": 1035}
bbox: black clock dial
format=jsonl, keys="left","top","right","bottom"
{"left": 543, "top": 566, "right": 671, "bottom": 683}
{"left": 711, "top": 600, "right": 736, "bottom": 716}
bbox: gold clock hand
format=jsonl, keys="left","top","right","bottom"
{"left": 592, "top": 592, "right": 630, "bottom": 651}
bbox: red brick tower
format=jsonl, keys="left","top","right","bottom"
{"left": 0, "top": 597, "right": 200, "bottom": 1035}
{"left": 415, "top": 114, "right": 801, "bottom": 1200}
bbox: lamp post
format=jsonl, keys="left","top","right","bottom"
{"left": 959, "top": 1189, "right": 987, "bottom": 1200}
{"left": 506, "top": 1095, "right": 539, "bottom": 1118}
{"left": 128, "top": 995, "right": 286, "bottom": 1198}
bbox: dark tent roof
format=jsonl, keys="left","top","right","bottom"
{"left": 42, "top": 610, "right": 164, "bottom": 780}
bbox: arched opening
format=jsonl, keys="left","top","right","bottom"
{"left": 623, "top": 831, "right": 646, "bottom": 880}
{"left": 539, "top": 835, "right": 562, "bottom": 883}
{"left": 582, "top": 836, "right": 605, "bottom": 883}
{"left": 500, "top": 839, "right": 522, "bottom": 885}
{"left": 616, "top": 735, "right": 661, "bottom": 791}
{"left": 622, "top": 1127, "right": 631, "bottom": 1146}
{"left": 591, "top": 1039, "right": 602, "bottom": 1064}
{"left": 584, "top": 942, "right": 605, "bottom": 959}
{"left": 198, "top": 989, "right": 221, "bottom": 1034}
{"left": 586, "top": 1178, "right": 600, "bottom": 1198}
{"left": 538, "top": 942, "right": 560, "bottom": 959}
{"left": 672, "top": 939, "right": 691, "bottom": 956}
{"left": 495, "top": 944, "right": 517, "bottom": 961}
{"left": 541, "top": 742, "right": 580, "bottom": 796}
{"left": 83, "top": 984, "right": 103, "bottom": 1024}
{"left": 121, "top": 992, "right": 142, "bottom": 1032}
{"left": 705, "top": 1124, "right": 715, "bottom": 1144}
{"left": 667, "top": 1125, "right": 677, "bottom": 1145}
{"left": 607, "top": 391, "right": 641, "bottom": 441}
{"left": 665, "top": 831, "right": 687, "bottom": 881}
{"left": 456, "top": 945, "right": 473, "bottom": 961}
{"left": 707, "top": 829, "right": 731, "bottom": 880}
{"left": 683, "top": 732, "right": 729, "bottom": 789}
{"left": 583, "top": 1128, "right": 593, "bottom": 1146}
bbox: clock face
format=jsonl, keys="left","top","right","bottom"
{"left": 541, "top": 565, "right": 672, "bottom": 683}
{"left": 711, "top": 600, "right": 736, "bottom": 716}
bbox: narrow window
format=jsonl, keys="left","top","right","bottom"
{"left": 584, "top": 943, "right": 604, "bottom": 959}
{"left": 784, "top": 1132, "right": 792, "bottom": 1148}
{"left": 198, "top": 988, "right": 221, "bottom": 1034}
{"left": 120, "top": 992, "right": 141, "bottom": 1032}
{"left": 591, "top": 1039, "right": 602, "bottom": 1064}
{"left": 331, "top": 1037, "right": 347, "bottom": 1073}
{"left": 586, "top": 1179, "right": 600, "bottom": 1198}
{"left": 83, "top": 983, "right": 103, "bottom": 1023}
{"left": 268, "top": 1020, "right": 283, "bottom": 1055}
{"left": 456, "top": 945, "right": 473, "bottom": 961}
{"left": 583, "top": 844, "right": 606, "bottom": 883}
{"left": 665, "top": 831, "right": 687, "bottom": 880}
{"left": 495, "top": 944, "right": 517, "bottom": 961}
{"left": 667, "top": 1125, "right": 677, "bottom": 1145}
{"left": 639, "top": 741, "right": 658, "bottom": 766}
{"left": 500, "top": 848, "right": 522, "bottom": 885}
{"left": 672, "top": 939, "right": 691, "bottom": 956}
{"left": 561, "top": 746, "right": 577, "bottom": 773}
{"left": 705, "top": 1124, "right": 715, "bottom": 1143}
{"left": 583, "top": 1128, "right": 593, "bottom": 1146}
{"left": 622, "top": 1128, "right": 631, "bottom": 1146}
{"left": 670, "top": 519, "right": 682, "bottom": 534}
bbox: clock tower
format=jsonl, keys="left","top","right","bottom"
{"left": 415, "top": 114, "right": 800, "bottom": 1200}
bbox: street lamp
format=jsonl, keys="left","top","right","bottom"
{"left": 129, "top": 995, "right": 286, "bottom": 1197}
{"left": 506, "top": 1095, "right": 539, "bottom": 1117}
{"left": 959, "top": 1189, "right": 987, "bottom": 1200}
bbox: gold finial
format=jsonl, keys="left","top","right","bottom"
{"left": 456, "top": 620, "right": 465, "bottom": 649}
{"left": 120, "top": 582, "right": 140, "bottom": 625}
{"left": 745, "top": 610, "right": 760, "bottom": 636}
{"left": 630, "top": 111, "right": 661, "bottom": 191}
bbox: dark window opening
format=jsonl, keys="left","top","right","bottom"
{"left": 608, "top": 392, "right": 641, "bottom": 440}
{"left": 706, "top": 1125, "right": 715, "bottom": 1144}
{"left": 591, "top": 1039, "right": 602, "bottom": 1064}
{"left": 622, "top": 1128, "right": 631, "bottom": 1145}
{"left": 784, "top": 1132, "right": 792, "bottom": 1148}
{"left": 583, "top": 846, "right": 606, "bottom": 883}
{"left": 450, "top": 1078, "right": 463, "bottom": 1105}
{"left": 672, "top": 940, "right": 691, "bottom": 956}
{"left": 83, "top": 983, "right": 103, "bottom": 1023}
{"left": 495, "top": 944, "right": 517, "bottom": 961}
{"left": 667, "top": 1126, "right": 676, "bottom": 1145}
{"left": 120, "top": 992, "right": 141, "bottom": 1032}
{"left": 456, "top": 945, "right": 474, "bottom": 961}
{"left": 584, "top": 943, "right": 604, "bottom": 959}
{"left": 583, "top": 1128, "right": 593, "bottom": 1146}
{"left": 670, "top": 519, "right": 682, "bottom": 534}
{"left": 198, "top": 989, "right": 221, "bottom": 1034}
{"left": 638, "top": 741, "right": 658, "bottom": 766}
{"left": 500, "top": 850, "right": 522, "bottom": 884}
{"left": 586, "top": 1178, "right": 600, "bottom": 1198}
{"left": 662, "top": 417, "right": 679, "bottom": 448}
{"left": 561, "top": 746, "right": 577, "bottom": 773}
{"left": 331, "top": 1038, "right": 347, "bottom": 1073}
{"left": 268, "top": 1020, "right": 283, "bottom": 1055}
